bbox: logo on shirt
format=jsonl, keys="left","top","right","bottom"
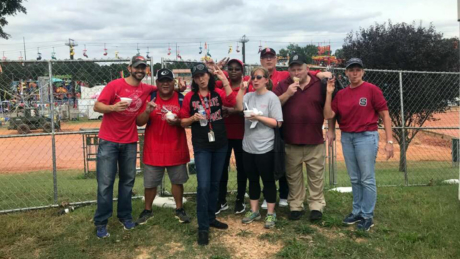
{"left": 359, "top": 98, "right": 367, "bottom": 106}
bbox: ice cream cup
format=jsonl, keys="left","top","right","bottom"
{"left": 244, "top": 110, "right": 254, "bottom": 118}
{"left": 120, "top": 97, "right": 132, "bottom": 105}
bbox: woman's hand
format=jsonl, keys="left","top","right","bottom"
{"left": 326, "top": 77, "right": 335, "bottom": 94}
{"left": 385, "top": 143, "right": 394, "bottom": 160}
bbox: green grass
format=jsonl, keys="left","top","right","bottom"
{"left": 1, "top": 185, "right": 460, "bottom": 259}
{"left": 1, "top": 161, "right": 457, "bottom": 211}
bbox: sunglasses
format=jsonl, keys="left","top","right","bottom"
{"left": 261, "top": 55, "right": 275, "bottom": 60}
{"left": 228, "top": 67, "right": 242, "bottom": 72}
{"left": 251, "top": 75, "right": 266, "bottom": 80}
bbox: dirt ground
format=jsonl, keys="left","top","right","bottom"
{"left": 0, "top": 109, "right": 458, "bottom": 174}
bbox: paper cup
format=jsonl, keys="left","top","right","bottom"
{"left": 120, "top": 97, "right": 132, "bottom": 105}
{"left": 244, "top": 110, "right": 254, "bottom": 118}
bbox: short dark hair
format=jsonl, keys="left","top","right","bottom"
{"left": 191, "top": 72, "right": 216, "bottom": 93}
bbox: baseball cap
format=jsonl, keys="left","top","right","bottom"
{"left": 156, "top": 68, "right": 174, "bottom": 81}
{"left": 288, "top": 53, "right": 307, "bottom": 66}
{"left": 191, "top": 63, "right": 209, "bottom": 77}
{"left": 130, "top": 55, "right": 147, "bottom": 68}
{"left": 345, "top": 58, "right": 364, "bottom": 69}
{"left": 228, "top": 58, "right": 244, "bottom": 68}
{"left": 260, "top": 47, "right": 276, "bottom": 58}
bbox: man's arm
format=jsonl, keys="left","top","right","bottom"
{"left": 94, "top": 100, "right": 128, "bottom": 114}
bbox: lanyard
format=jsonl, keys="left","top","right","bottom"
{"left": 198, "top": 92, "right": 213, "bottom": 131}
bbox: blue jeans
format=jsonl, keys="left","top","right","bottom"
{"left": 341, "top": 131, "right": 379, "bottom": 219}
{"left": 93, "top": 139, "right": 137, "bottom": 226}
{"left": 194, "top": 145, "right": 228, "bottom": 231}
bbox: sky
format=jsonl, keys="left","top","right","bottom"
{"left": 0, "top": 0, "right": 458, "bottom": 64}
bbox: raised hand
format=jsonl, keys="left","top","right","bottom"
{"left": 144, "top": 97, "right": 157, "bottom": 114}
{"left": 327, "top": 77, "right": 336, "bottom": 94}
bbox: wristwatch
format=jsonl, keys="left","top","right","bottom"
{"left": 387, "top": 141, "right": 394, "bottom": 144}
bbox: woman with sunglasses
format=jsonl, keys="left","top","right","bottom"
{"left": 215, "top": 59, "right": 252, "bottom": 215}
{"left": 179, "top": 63, "right": 236, "bottom": 246}
{"left": 234, "top": 67, "right": 283, "bottom": 229}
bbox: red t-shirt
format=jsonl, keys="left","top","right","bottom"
{"left": 331, "top": 81, "right": 388, "bottom": 133}
{"left": 216, "top": 76, "right": 251, "bottom": 139}
{"left": 141, "top": 92, "right": 190, "bottom": 166}
{"left": 97, "top": 78, "right": 156, "bottom": 143}
{"left": 274, "top": 72, "right": 325, "bottom": 145}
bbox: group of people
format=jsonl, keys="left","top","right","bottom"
{"left": 92, "top": 49, "right": 394, "bottom": 246}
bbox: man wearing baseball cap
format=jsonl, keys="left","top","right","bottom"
{"left": 93, "top": 55, "right": 156, "bottom": 238}
{"left": 136, "top": 68, "right": 191, "bottom": 225}
{"left": 274, "top": 53, "right": 334, "bottom": 222}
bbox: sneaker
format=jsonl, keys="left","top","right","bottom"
{"left": 234, "top": 201, "right": 246, "bottom": 214}
{"left": 209, "top": 219, "right": 228, "bottom": 229}
{"left": 343, "top": 213, "right": 364, "bottom": 225}
{"left": 136, "top": 209, "right": 153, "bottom": 225}
{"left": 119, "top": 219, "right": 136, "bottom": 230}
{"left": 175, "top": 208, "right": 191, "bottom": 223}
{"left": 261, "top": 200, "right": 267, "bottom": 210}
{"left": 242, "top": 211, "right": 262, "bottom": 224}
{"left": 357, "top": 218, "right": 374, "bottom": 231}
{"left": 278, "top": 199, "right": 288, "bottom": 207}
{"left": 264, "top": 213, "right": 277, "bottom": 229}
{"left": 215, "top": 202, "right": 229, "bottom": 215}
{"left": 309, "top": 210, "right": 323, "bottom": 222}
{"left": 288, "top": 210, "right": 305, "bottom": 221}
{"left": 96, "top": 225, "right": 110, "bottom": 239}
{"left": 197, "top": 230, "right": 209, "bottom": 246}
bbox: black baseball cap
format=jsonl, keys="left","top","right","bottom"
{"left": 130, "top": 55, "right": 147, "bottom": 68}
{"left": 288, "top": 53, "right": 307, "bottom": 66}
{"left": 260, "top": 47, "right": 276, "bottom": 58}
{"left": 345, "top": 58, "right": 364, "bottom": 69}
{"left": 156, "top": 68, "right": 174, "bottom": 81}
{"left": 191, "top": 63, "right": 209, "bottom": 77}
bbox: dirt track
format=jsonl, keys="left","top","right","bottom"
{"left": 0, "top": 110, "right": 458, "bottom": 174}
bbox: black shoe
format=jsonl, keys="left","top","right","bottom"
{"left": 209, "top": 219, "right": 228, "bottom": 229}
{"left": 288, "top": 210, "right": 305, "bottom": 221}
{"left": 343, "top": 213, "right": 364, "bottom": 225}
{"left": 136, "top": 209, "right": 153, "bottom": 225}
{"left": 175, "top": 208, "right": 191, "bottom": 223}
{"left": 197, "top": 231, "right": 209, "bottom": 246}
{"left": 357, "top": 218, "right": 374, "bottom": 231}
{"left": 309, "top": 210, "right": 323, "bottom": 222}
{"left": 234, "top": 200, "right": 246, "bottom": 214}
{"left": 215, "top": 201, "right": 229, "bottom": 215}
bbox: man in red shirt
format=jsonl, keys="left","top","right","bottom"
{"left": 274, "top": 53, "right": 333, "bottom": 222}
{"left": 135, "top": 68, "right": 191, "bottom": 225}
{"left": 93, "top": 56, "right": 156, "bottom": 238}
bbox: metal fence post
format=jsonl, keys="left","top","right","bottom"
{"left": 399, "top": 71, "right": 408, "bottom": 185}
{"left": 48, "top": 61, "right": 58, "bottom": 203}
{"left": 150, "top": 57, "right": 154, "bottom": 85}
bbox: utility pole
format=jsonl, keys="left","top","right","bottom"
{"left": 239, "top": 35, "right": 249, "bottom": 64}
{"left": 175, "top": 43, "right": 178, "bottom": 61}
{"left": 65, "top": 39, "right": 78, "bottom": 60}
{"left": 23, "top": 37, "right": 26, "bottom": 60}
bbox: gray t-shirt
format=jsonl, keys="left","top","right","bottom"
{"left": 242, "top": 91, "right": 283, "bottom": 154}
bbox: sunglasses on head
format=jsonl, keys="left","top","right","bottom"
{"left": 251, "top": 75, "right": 265, "bottom": 80}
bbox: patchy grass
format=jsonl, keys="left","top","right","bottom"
{"left": 1, "top": 185, "right": 460, "bottom": 259}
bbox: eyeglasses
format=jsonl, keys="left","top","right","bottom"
{"left": 228, "top": 67, "right": 242, "bottom": 72}
{"left": 251, "top": 75, "right": 265, "bottom": 80}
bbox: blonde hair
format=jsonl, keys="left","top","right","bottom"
{"left": 251, "top": 66, "right": 274, "bottom": 90}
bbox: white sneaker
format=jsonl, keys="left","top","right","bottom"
{"left": 278, "top": 199, "right": 288, "bottom": 207}
{"left": 261, "top": 200, "right": 267, "bottom": 210}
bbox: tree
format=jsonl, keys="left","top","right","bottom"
{"left": 341, "top": 21, "right": 459, "bottom": 172}
{"left": 0, "top": 0, "right": 27, "bottom": 39}
{"left": 279, "top": 44, "right": 318, "bottom": 64}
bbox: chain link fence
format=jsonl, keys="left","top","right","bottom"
{"left": 0, "top": 59, "right": 458, "bottom": 213}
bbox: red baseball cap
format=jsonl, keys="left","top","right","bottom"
{"left": 228, "top": 58, "right": 244, "bottom": 68}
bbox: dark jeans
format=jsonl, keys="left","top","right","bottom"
{"left": 94, "top": 139, "right": 137, "bottom": 226}
{"left": 218, "top": 139, "right": 247, "bottom": 204}
{"left": 243, "top": 151, "right": 277, "bottom": 203}
{"left": 194, "top": 145, "right": 228, "bottom": 231}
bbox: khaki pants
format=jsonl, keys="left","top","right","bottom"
{"left": 285, "top": 143, "right": 326, "bottom": 212}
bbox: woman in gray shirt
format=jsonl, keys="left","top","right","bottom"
{"left": 235, "top": 66, "right": 283, "bottom": 229}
